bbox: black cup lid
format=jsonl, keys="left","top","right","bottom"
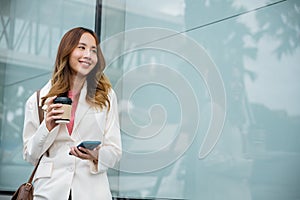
{"left": 54, "top": 97, "right": 72, "bottom": 104}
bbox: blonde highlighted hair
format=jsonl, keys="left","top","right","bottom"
{"left": 42, "top": 27, "right": 111, "bottom": 110}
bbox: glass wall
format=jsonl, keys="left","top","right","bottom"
{"left": 101, "top": 0, "right": 300, "bottom": 199}
{"left": 1, "top": 0, "right": 300, "bottom": 200}
{"left": 0, "top": 0, "right": 96, "bottom": 192}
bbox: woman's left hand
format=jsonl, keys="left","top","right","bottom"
{"left": 69, "top": 146, "right": 99, "bottom": 163}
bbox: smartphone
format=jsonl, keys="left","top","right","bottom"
{"left": 77, "top": 141, "right": 101, "bottom": 150}
{"left": 69, "top": 141, "right": 101, "bottom": 155}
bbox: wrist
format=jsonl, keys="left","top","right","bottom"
{"left": 92, "top": 159, "right": 98, "bottom": 165}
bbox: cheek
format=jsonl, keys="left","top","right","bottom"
{"left": 69, "top": 57, "right": 77, "bottom": 69}
{"left": 69, "top": 51, "right": 81, "bottom": 66}
{"left": 92, "top": 54, "right": 98, "bottom": 64}
{"left": 71, "top": 50, "right": 82, "bottom": 58}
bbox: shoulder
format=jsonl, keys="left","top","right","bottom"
{"left": 26, "top": 80, "right": 51, "bottom": 107}
{"left": 40, "top": 81, "right": 52, "bottom": 98}
{"left": 108, "top": 88, "right": 118, "bottom": 101}
{"left": 25, "top": 91, "right": 38, "bottom": 111}
{"left": 108, "top": 87, "right": 116, "bottom": 96}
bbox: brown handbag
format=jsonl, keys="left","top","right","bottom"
{"left": 11, "top": 163, "right": 39, "bottom": 200}
{"left": 11, "top": 90, "right": 44, "bottom": 200}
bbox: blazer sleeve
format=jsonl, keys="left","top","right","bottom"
{"left": 92, "top": 89, "right": 122, "bottom": 173}
{"left": 22, "top": 91, "right": 59, "bottom": 165}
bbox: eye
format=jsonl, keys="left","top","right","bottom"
{"left": 78, "top": 46, "right": 85, "bottom": 50}
{"left": 91, "top": 49, "right": 97, "bottom": 54}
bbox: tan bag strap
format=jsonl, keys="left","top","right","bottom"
{"left": 27, "top": 90, "right": 44, "bottom": 183}
{"left": 27, "top": 157, "right": 42, "bottom": 183}
{"left": 36, "top": 89, "right": 44, "bottom": 123}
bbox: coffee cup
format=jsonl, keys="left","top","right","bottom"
{"left": 53, "top": 97, "right": 72, "bottom": 123}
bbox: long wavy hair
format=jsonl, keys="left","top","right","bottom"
{"left": 42, "top": 27, "right": 111, "bottom": 110}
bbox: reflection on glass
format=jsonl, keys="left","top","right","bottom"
{"left": 104, "top": 0, "right": 300, "bottom": 199}
{"left": 1, "top": 0, "right": 299, "bottom": 199}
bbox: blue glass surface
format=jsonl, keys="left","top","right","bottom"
{"left": 0, "top": 0, "right": 299, "bottom": 199}
{"left": 102, "top": 0, "right": 300, "bottom": 199}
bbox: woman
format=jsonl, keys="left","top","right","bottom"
{"left": 23, "top": 27, "right": 122, "bottom": 199}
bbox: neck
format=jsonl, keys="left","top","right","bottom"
{"left": 70, "top": 75, "right": 86, "bottom": 94}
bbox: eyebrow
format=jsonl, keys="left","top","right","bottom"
{"left": 78, "top": 42, "right": 97, "bottom": 49}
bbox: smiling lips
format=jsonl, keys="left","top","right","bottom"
{"left": 79, "top": 60, "right": 92, "bottom": 67}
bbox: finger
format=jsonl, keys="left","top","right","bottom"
{"left": 69, "top": 147, "right": 76, "bottom": 156}
{"left": 70, "top": 147, "right": 80, "bottom": 157}
{"left": 43, "top": 96, "right": 57, "bottom": 109}
{"left": 78, "top": 147, "right": 89, "bottom": 155}
{"left": 46, "top": 104, "right": 64, "bottom": 119}
{"left": 48, "top": 103, "right": 63, "bottom": 112}
{"left": 46, "top": 109, "right": 64, "bottom": 122}
{"left": 85, "top": 149, "right": 98, "bottom": 160}
{"left": 42, "top": 96, "right": 57, "bottom": 113}
{"left": 46, "top": 96, "right": 57, "bottom": 104}
{"left": 74, "top": 147, "right": 90, "bottom": 159}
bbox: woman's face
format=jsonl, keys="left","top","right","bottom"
{"left": 69, "top": 32, "right": 98, "bottom": 77}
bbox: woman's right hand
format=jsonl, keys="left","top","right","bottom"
{"left": 43, "top": 96, "right": 64, "bottom": 131}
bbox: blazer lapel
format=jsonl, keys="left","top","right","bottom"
{"left": 72, "top": 82, "right": 91, "bottom": 133}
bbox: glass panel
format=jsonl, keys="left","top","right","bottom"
{"left": 101, "top": 0, "right": 300, "bottom": 199}
{"left": 0, "top": 0, "right": 96, "bottom": 191}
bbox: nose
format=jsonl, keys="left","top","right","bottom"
{"left": 83, "top": 49, "right": 92, "bottom": 59}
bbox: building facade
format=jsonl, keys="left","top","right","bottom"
{"left": 1, "top": 0, "right": 300, "bottom": 199}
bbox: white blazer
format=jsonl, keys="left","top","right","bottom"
{"left": 23, "top": 81, "right": 122, "bottom": 200}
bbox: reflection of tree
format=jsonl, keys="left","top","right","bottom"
{"left": 0, "top": 71, "right": 48, "bottom": 165}
{"left": 255, "top": 1, "right": 300, "bottom": 59}
{"left": 183, "top": 0, "right": 300, "bottom": 199}
{"left": 183, "top": 0, "right": 300, "bottom": 148}
{"left": 0, "top": 85, "right": 29, "bottom": 164}
{"left": 184, "top": 0, "right": 300, "bottom": 89}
